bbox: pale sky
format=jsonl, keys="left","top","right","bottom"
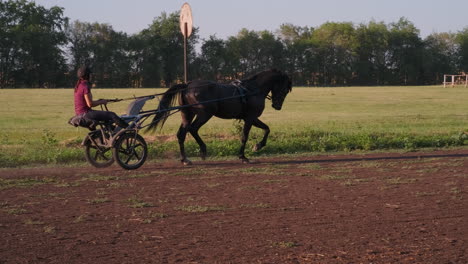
{"left": 34, "top": 0, "right": 468, "bottom": 40}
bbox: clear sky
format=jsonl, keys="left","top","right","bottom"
{"left": 34, "top": 0, "right": 468, "bottom": 40}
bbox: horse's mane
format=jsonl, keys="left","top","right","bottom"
{"left": 243, "top": 68, "right": 283, "bottom": 82}
{"left": 240, "top": 69, "right": 292, "bottom": 97}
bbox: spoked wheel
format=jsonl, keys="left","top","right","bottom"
{"left": 113, "top": 132, "right": 147, "bottom": 170}
{"left": 84, "top": 130, "right": 114, "bottom": 168}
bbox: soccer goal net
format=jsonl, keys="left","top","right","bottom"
{"left": 443, "top": 74, "right": 468, "bottom": 87}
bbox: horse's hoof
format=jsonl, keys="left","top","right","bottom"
{"left": 200, "top": 153, "right": 207, "bottom": 160}
{"left": 181, "top": 159, "right": 192, "bottom": 166}
{"left": 253, "top": 144, "right": 263, "bottom": 152}
{"left": 241, "top": 158, "right": 250, "bottom": 164}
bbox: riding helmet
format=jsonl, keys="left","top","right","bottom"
{"left": 77, "top": 65, "right": 92, "bottom": 79}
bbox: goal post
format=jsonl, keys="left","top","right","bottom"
{"left": 443, "top": 74, "right": 468, "bottom": 88}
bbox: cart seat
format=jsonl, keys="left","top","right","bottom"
{"left": 126, "top": 97, "right": 153, "bottom": 115}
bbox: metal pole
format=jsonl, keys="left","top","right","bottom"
{"left": 183, "top": 22, "right": 188, "bottom": 83}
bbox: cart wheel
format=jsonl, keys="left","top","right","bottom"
{"left": 84, "top": 131, "right": 114, "bottom": 168}
{"left": 113, "top": 132, "right": 147, "bottom": 170}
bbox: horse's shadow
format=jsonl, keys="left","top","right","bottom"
{"left": 271, "top": 152, "right": 468, "bottom": 165}
{"left": 195, "top": 152, "right": 468, "bottom": 167}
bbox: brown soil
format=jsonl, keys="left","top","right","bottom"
{"left": 1, "top": 149, "right": 467, "bottom": 263}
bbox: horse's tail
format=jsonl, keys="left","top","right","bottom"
{"left": 148, "top": 83, "right": 188, "bottom": 131}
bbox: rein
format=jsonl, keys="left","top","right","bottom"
{"left": 102, "top": 79, "right": 273, "bottom": 113}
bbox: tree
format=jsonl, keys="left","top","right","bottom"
{"left": 0, "top": 0, "right": 68, "bottom": 88}
{"left": 67, "top": 21, "right": 132, "bottom": 87}
{"left": 130, "top": 28, "right": 163, "bottom": 87}
{"left": 225, "top": 29, "right": 285, "bottom": 79}
{"left": 355, "top": 21, "right": 390, "bottom": 85}
{"left": 256, "top": 30, "right": 286, "bottom": 71}
{"left": 277, "top": 23, "right": 316, "bottom": 85}
{"left": 143, "top": 12, "right": 198, "bottom": 87}
{"left": 423, "top": 32, "right": 458, "bottom": 83}
{"left": 311, "top": 22, "right": 358, "bottom": 85}
{"left": 387, "top": 17, "right": 424, "bottom": 85}
{"left": 196, "top": 35, "right": 228, "bottom": 80}
{"left": 2, "top": 2, "right": 467, "bottom": 88}
{"left": 456, "top": 28, "right": 468, "bottom": 72}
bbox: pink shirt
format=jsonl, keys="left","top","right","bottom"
{"left": 74, "top": 80, "right": 91, "bottom": 115}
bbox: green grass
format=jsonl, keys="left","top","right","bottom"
{"left": 126, "top": 196, "right": 153, "bottom": 208}
{"left": 273, "top": 241, "right": 299, "bottom": 248}
{"left": 87, "top": 197, "right": 111, "bottom": 204}
{"left": 81, "top": 174, "right": 121, "bottom": 182}
{"left": 24, "top": 219, "right": 45, "bottom": 225}
{"left": 239, "top": 203, "right": 270, "bottom": 209}
{"left": 5, "top": 207, "right": 27, "bottom": 215}
{"left": 0, "top": 177, "right": 56, "bottom": 189}
{"left": 319, "top": 174, "right": 353, "bottom": 181}
{"left": 1, "top": 86, "right": 468, "bottom": 167}
{"left": 386, "top": 177, "right": 418, "bottom": 185}
{"left": 43, "top": 226, "right": 56, "bottom": 234}
{"left": 141, "top": 212, "right": 169, "bottom": 224}
{"left": 175, "top": 205, "right": 228, "bottom": 213}
{"left": 73, "top": 214, "right": 87, "bottom": 223}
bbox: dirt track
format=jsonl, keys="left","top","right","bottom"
{"left": 1, "top": 149, "right": 467, "bottom": 263}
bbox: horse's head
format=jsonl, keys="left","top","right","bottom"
{"left": 270, "top": 71, "right": 292, "bottom": 110}
{"left": 245, "top": 69, "right": 292, "bottom": 110}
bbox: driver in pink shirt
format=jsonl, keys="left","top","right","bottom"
{"left": 73, "top": 66, "right": 128, "bottom": 129}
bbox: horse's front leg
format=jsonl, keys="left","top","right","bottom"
{"left": 252, "top": 118, "right": 270, "bottom": 152}
{"left": 239, "top": 120, "right": 253, "bottom": 163}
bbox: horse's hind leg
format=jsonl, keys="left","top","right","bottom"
{"left": 239, "top": 120, "right": 253, "bottom": 163}
{"left": 177, "top": 110, "right": 194, "bottom": 165}
{"left": 188, "top": 113, "right": 213, "bottom": 160}
{"left": 252, "top": 118, "right": 270, "bottom": 152}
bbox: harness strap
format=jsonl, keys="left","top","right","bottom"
{"left": 230, "top": 80, "right": 249, "bottom": 104}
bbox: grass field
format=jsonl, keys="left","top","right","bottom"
{"left": 1, "top": 86, "right": 468, "bottom": 167}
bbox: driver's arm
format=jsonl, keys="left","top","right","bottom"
{"left": 84, "top": 93, "right": 107, "bottom": 108}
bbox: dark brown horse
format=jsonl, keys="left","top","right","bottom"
{"left": 149, "top": 69, "right": 292, "bottom": 165}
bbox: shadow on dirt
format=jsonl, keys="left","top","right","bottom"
{"left": 193, "top": 151, "right": 468, "bottom": 167}
{"left": 274, "top": 152, "right": 468, "bottom": 165}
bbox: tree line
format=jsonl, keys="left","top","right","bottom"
{"left": 1, "top": 0, "right": 468, "bottom": 88}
